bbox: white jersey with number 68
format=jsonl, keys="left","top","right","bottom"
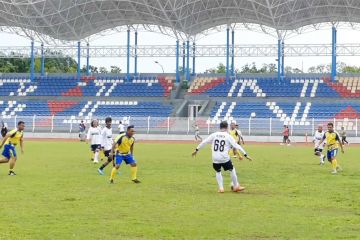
{"left": 196, "top": 131, "right": 247, "bottom": 164}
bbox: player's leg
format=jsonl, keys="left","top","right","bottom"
{"left": 125, "top": 155, "right": 140, "bottom": 183}
{"left": 109, "top": 155, "right": 122, "bottom": 183}
{"left": 93, "top": 145, "right": 100, "bottom": 163}
{"left": 98, "top": 151, "right": 113, "bottom": 175}
{"left": 8, "top": 146, "right": 17, "bottom": 175}
{"left": 225, "top": 161, "right": 245, "bottom": 192}
{"left": 328, "top": 149, "right": 338, "bottom": 174}
{"left": 213, "top": 163, "right": 224, "bottom": 193}
{"left": 0, "top": 145, "right": 11, "bottom": 164}
{"left": 99, "top": 148, "right": 105, "bottom": 161}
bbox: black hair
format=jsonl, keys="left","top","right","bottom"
{"left": 18, "top": 121, "right": 25, "bottom": 126}
{"left": 220, "top": 121, "right": 228, "bottom": 129}
{"left": 127, "top": 125, "right": 135, "bottom": 131}
{"left": 105, "top": 117, "right": 112, "bottom": 123}
{"left": 119, "top": 121, "right": 122, "bottom": 124}
{"left": 328, "top": 122, "right": 334, "bottom": 127}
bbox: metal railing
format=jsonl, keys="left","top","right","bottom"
{"left": 1, "top": 115, "right": 359, "bottom": 137}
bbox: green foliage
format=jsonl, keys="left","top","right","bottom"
{"left": 0, "top": 142, "right": 359, "bottom": 239}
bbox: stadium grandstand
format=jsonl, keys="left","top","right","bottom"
{"left": 0, "top": 0, "right": 360, "bottom": 139}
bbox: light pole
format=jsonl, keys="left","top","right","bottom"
{"left": 154, "top": 61, "right": 164, "bottom": 73}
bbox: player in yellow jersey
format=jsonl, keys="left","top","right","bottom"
{"left": 109, "top": 125, "right": 141, "bottom": 184}
{"left": 317, "top": 122, "right": 344, "bottom": 174}
{"left": 0, "top": 121, "right": 25, "bottom": 176}
{"left": 229, "top": 122, "right": 244, "bottom": 160}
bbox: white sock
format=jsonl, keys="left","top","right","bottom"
{"left": 215, "top": 172, "right": 224, "bottom": 190}
{"left": 94, "top": 151, "right": 99, "bottom": 163}
{"left": 230, "top": 168, "right": 239, "bottom": 188}
{"left": 320, "top": 154, "right": 324, "bottom": 162}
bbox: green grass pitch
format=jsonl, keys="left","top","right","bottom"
{"left": 0, "top": 141, "right": 359, "bottom": 239}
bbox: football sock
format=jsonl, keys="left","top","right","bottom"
{"left": 331, "top": 159, "right": 337, "bottom": 170}
{"left": 99, "top": 163, "right": 106, "bottom": 170}
{"left": 230, "top": 168, "right": 239, "bottom": 187}
{"left": 215, "top": 172, "right": 224, "bottom": 190}
{"left": 110, "top": 167, "right": 117, "bottom": 180}
{"left": 94, "top": 151, "right": 99, "bottom": 163}
{"left": 131, "top": 166, "right": 138, "bottom": 180}
{"left": 320, "top": 154, "right": 324, "bottom": 162}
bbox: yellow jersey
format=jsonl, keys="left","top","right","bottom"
{"left": 114, "top": 133, "right": 135, "bottom": 155}
{"left": 323, "top": 131, "right": 340, "bottom": 150}
{"left": 5, "top": 129, "right": 23, "bottom": 146}
{"left": 229, "top": 129, "right": 239, "bottom": 141}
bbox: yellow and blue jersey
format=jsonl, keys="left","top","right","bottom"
{"left": 5, "top": 129, "right": 23, "bottom": 146}
{"left": 323, "top": 131, "right": 340, "bottom": 151}
{"left": 2, "top": 128, "right": 23, "bottom": 160}
{"left": 115, "top": 133, "right": 135, "bottom": 155}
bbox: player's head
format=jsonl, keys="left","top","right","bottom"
{"left": 230, "top": 122, "right": 236, "bottom": 130}
{"left": 105, "top": 117, "right": 112, "bottom": 128}
{"left": 119, "top": 121, "right": 122, "bottom": 124}
{"left": 17, "top": 121, "right": 25, "bottom": 131}
{"left": 126, "top": 125, "right": 135, "bottom": 137}
{"left": 317, "top": 125, "right": 323, "bottom": 132}
{"left": 341, "top": 126, "right": 344, "bottom": 130}
{"left": 91, "top": 119, "right": 98, "bottom": 128}
{"left": 220, "top": 121, "right": 228, "bottom": 130}
{"left": 235, "top": 124, "right": 239, "bottom": 129}
{"left": 327, "top": 122, "right": 334, "bottom": 132}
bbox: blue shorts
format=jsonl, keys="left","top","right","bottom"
{"left": 115, "top": 154, "right": 136, "bottom": 165}
{"left": 2, "top": 144, "right": 16, "bottom": 160}
{"left": 327, "top": 149, "right": 338, "bottom": 161}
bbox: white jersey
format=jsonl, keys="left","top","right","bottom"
{"left": 87, "top": 127, "right": 102, "bottom": 145}
{"left": 196, "top": 131, "right": 247, "bottom": 164}
{"left": 314, "top": 130, "right": 325, "bottom": 149}
{"left": 118, "top": 124, "right": 125, "bottom": 133}
{"left": 101, "top": 127, "right": 113, "bottom": 151}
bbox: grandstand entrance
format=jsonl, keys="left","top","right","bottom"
{"left": 188, "top": 105, "right": 201, "bottom": 120}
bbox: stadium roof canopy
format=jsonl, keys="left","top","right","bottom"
{"left": 1, "top": 0, "right": 360, "bottom": 42}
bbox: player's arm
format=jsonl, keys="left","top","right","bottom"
{"left": 86, "top": 129, "right": 91, "bottom": 144}
{"left": 228, "top": 134, "right": 252, "bottom": 161}
{"left": 20, "top": 136, "right": 24, "bottom": 154}
{"left": 130, "top": 143, "right": 134, "bottom": 155}
{"left": 336, "top": 132, "right": 344, "bottom": 153}
{"left": 192, "top": 134, "right": 214, "bottom": 157}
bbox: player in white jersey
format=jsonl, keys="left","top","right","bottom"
{"left": 98, "top": 117, "right": 114, "bottom": 175}
{"left": 86, "top": 119, "right": 102, "bottom": 163}
{"left": 118, "top": 121, "right": 125, "bottom": 134}
{"left": 192, "top": 121, "right": 253, "bottom": 193}
{"left": 313, "top": 125, "right": 326, "bottom": 165}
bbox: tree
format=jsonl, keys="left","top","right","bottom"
{"left": 110, "top": 66, "right": 121, "bottom": 73}
{"left": 216, "top": 63, "right": 226, "bottom": 73}
{"left": 99, "top": 67, "right": 108, "bottom": 74}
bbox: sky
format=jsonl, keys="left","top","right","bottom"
{"left": 1, "top": 26, "right": 360, "bottom": 74}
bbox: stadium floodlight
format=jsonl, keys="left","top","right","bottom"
{"left": 154, "top": 61, "right": 165, "bottom": 73}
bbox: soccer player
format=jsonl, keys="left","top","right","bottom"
{"left": 340, "top": 127, "right": 349, "bottom": 145}
{"left": 86, "top": 119, "right": 102, "bottom": 164}
{"left": 98, "top": 117, "right": 114, "bottom": 175}
{"left": 194, "top": 124, "right": 202, "bottom": 141}
{"left": 316, "top": 122, "right": 344, "bottom": 174}
{"left": 281, "top": 125, "right": 291, "bottom": 145}
{"left": 109, "top": 125, "right": 140, "bottom": 184}
{"left": 1, "top": 121, "right": 8, "bottom": 138}
{"left": 235, "top": 124, "right": 245, "bottom": 145}
{"left": 0, "top": 121, "right": 25, "bottom": 176}
{"left": 191, "top": 121, "right": 253, "bottom": 193}
{"left": 312, "top": 125, "right": 326, "bottom": 165}
{"left": 118, "top": 121, "right": 125, "bottom": 134}
{"left": 229, "top": 122, "right": 243, "bottom": 159}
